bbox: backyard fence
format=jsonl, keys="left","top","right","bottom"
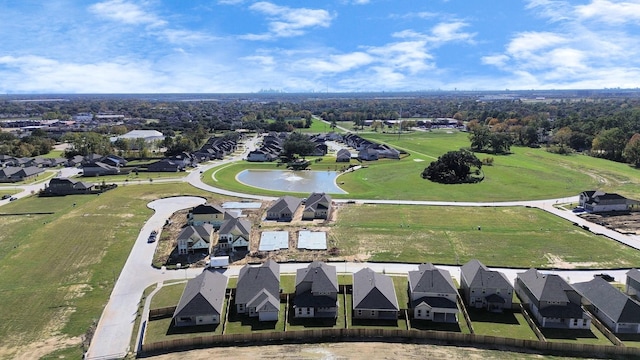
{"left": 139, "top": 327, "right": 640, "bottom": 358}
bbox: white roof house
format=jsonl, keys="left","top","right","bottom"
{"left": 110, "top": 130, "right": 165, "bottom": 142}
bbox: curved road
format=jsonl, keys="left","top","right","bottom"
{"left": 6, "top": 137, "right": 638, "bottom": 359}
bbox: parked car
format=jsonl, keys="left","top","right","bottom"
{"left": 595, "top": 273, "right": 615, "bottom": 282}
{"left": 147, "top": 230, "right": 158, "bottom": 243}
{"left": 572, "top": 207, "right": 585, "bottom": 213}
{"left": 9, "top": 197, "right": 17, "bottom": 202}
{"left": 1, "top": 194, "right": 11, "bottom": 200}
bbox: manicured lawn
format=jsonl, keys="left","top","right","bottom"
{"left": 202, "top": 130, "right": 640, "bottom": 201}
{"left": 331, "top": 204, "right": 640, "bottom": 268}
{"left": 145, "top": 312, "right": 225, "bottom": 344}
{"left": 542, "top": 324, "right": 613, "bottom": 345}
{"left": 38, "top": 149, "right": 65, "bottom": 159}
{"left": 468, "top": 309, "right": 537, "bottom": 340}
{"left": 618, "top": 333, "right": 640, "bottom": 347}
{"left": 280, "top": 275, "right": 296, "bottom": 294}
{"left": 0, "top": 183, "right": 214, "bottom": 352}
{"left": 150, "top": 282, "right": 187, "bottom": 309}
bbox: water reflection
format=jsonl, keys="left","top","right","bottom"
{"left": 236, "top": 170, "right": 346, "bottom": 194}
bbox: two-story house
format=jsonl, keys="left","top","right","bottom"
{"left": 177, "top": 224, "right": 214, "bottom": 255}
{"left": 515, "top": 268, "right": 591, "bottom": 329}
{"left": 302, "top": 192, "right": 332, "bottom": 220}
{"left": 187, "top": 203, "right": 226, "bottom": 229}
{"left": 218, "top": 214, "right": 251, "bottom": 253}
{"left": 460, "top": 259, "right": 513, "bottom": 312}
{"left": 293, "top": 262, "right": 338, "bottom": 318}
{"left": 235, "top": 260, "right": 280, "bottom": 322}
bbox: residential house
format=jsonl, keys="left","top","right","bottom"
{"left": 147, "top": 159, "right": 184, "bottom": 172}
{"left": 352, "top": 268, "right": 399, "bottom": 320}
{"left": 302, "top": 192, "right": 332, "bottom": 220}
{"left": 335, "top": 149, "right": 351, "bottom": 162}
{"left": 573, "top": 277, "right": 640, "bottom": 333}
{"left": 172, "top": 271, "right": 228, "bottom": 327}
{"left": 177, "top": 224, "right": 214, "bottom": 255}
{"left": 235, "top": 260, "right": 280, "bottom": 321}
{"left": 408, "top": 263, "right": 459, "bottom": 322}
{"left": 66, "top": 155, "right": 85, "bottom": 167}
{"left": 187, "top": 203, "right": 226, "bottom": 228}
{"left": 218, "top": 214, "right": 251, "bottom": 253}
{"left": 579, "top": 190, "right": 631, "bottom": 213}
{"left": 101, "top": 154, "right": 127, "bottom": 167}
{"left": 42, "top": 177, "right": 94, "bottom": 195}
{"left": 247, "top": 149, "right": 276, "bottom": 162}
{"left": 626, "top": 269, "right": 640, "bottom": 298}
{"left": 460, "top": 259, "right": 513, "bottom": 312}
{"left": 81, "top": 162, "right": 120, "bottom": 177}
{"left": 294, "top": 262, "right": 338, "bottom": 318}
{"left": 515, "top": 268, "right": 591, "bottom": 329}
{"left": 358, "top": 147, "right": 379, "bottom": 161}
{"left": 266, "top": 196, "right": 302, "bottom": 222}
{"left": 0, "top": 166, "right": 45, "bottom": 182}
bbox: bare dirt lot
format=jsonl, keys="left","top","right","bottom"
{"left": 145, "top": 342, "right": 575, "bottom": 360}
{"left": 580, "top": 212, "right": 640, "bottom": 235}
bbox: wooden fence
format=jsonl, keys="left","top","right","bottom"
{"left": 139, "top": 327, "right": 640, "bottom": 358}
{"left": 148, "top": 306, "right": 176, "bottom": 320}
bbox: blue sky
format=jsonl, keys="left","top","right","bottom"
{"left": 1, "top": 0, "right": 640, "bottom": 93}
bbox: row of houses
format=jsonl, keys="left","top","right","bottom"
{"left": 172, "top": 260, "right": 640, "bottom": 336}
{"left": 266, "top": 193, "right": 332, "bottom": 222}
{"left": 0, "top": 166, "right": 45, "bottom": 182}
{"left": 0, "top": 155, "right": 67, "bottom": 168}
{"left": 246, "top": 132, "right": 328, "bottom": 162}
{"left": 341, "top": 133, "right": 401, "bottom": 161}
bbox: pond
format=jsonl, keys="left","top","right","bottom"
{"left": 236, "top": 169, "right": 346, "bottom": 194}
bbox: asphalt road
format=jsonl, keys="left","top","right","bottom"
{"left": 3, "top": 137, "right": 640, "bottom": 359}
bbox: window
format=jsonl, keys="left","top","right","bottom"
{"left": 417, "top": 309, "right": 422, "bottom": 316}
{"left": 357, "top": 310, "right": 362, "bottom": 316}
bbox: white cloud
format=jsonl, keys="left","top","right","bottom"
{"left": 430, "top": 21, "right": 476, "bottom": 44}
{"left": 244, "top": 2, "right": 333, "bottom": 39}
{"left": 575, "top": 0, "right": 640, "bottom": 23}
{"left": 481, "top": 54, "right": 510, "bottom": 67}
{"left": 88, "top": 0, "right": 166, "bottom": 27}
{"left": 298, "top": 52, "right": 374, "bottom": 73}
{"left": 506, "top": 31, "right": 567, "bottom": 57}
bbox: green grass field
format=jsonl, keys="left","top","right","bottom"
{"left": 468, "top": 309, "right": 537, "bottom": 340}
{"left": 202, "top": 130, "right": 640, "bottom": 201}
{"left": 0, "top": 183, "right": 213, "bottom": 353}
{"left": 331, "top": 204, "right": 640, "bottom": 268}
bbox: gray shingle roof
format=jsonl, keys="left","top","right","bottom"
{"left": 573, "top": 277, "right": 640, "bottom": 323}
{"left": 177, "top": 224, "right": 214, "bottom": 243}
{"left": 219, "top": 215, "right": 251, "bottom": 236}
{"left": 352, "top": 268, "right": 399, "bottom": 311}
{"left": 411, "top": 296, "right": 457, "bottom": 309}
{"left": 304, "top": 192, "right": 331, "bottom": 213}
{"left": 461, "top": 259, "right": 512, "bottom": 290}
{"left": 408, "top": 263, "right": 457, "bottom": 295}
{"left": 295, "top": 261, "right": 338, "bottom": 294}
{"left": 173, "top": 271, "right": 228, "bottom": 318}
{"left": 627, "top": 269, "right": 640, "bottom": 283}
{"left": 517, "top": 268, "right": 574, "bottom": 303}
{"left": 268, "top": 196, "right": 302, "bottom": 215}
{"left": 236, "top": 260, "right": 280, "bottom": 306}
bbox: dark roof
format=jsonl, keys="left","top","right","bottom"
{"left": 461, "top": 259, "right": 512, "bottom": 290}
{"left": 573, "top": 277, "right": 640, "bottom": 323}
{"left": 49, "top": 177, "right": 94, "bottom": 189}
{"left": 191, "top": 203, "right": 225, "bottom": 215}
{"left": 408, "top": 263, "right": 457, "bottom": 295}
{"left": 295, "top": 261, "right": 338, "bottom": 294}
{"left": 236, "top": 260, "right": 280, "bottom": 307}
{"left": 173, "top": 271, "right": 228, "bottom": 318}
{"left": 352, "top": 268, "right": 399, "bottom": 311}
{"left": 268, "top": 196, "right": 302, "bottom": 215}
{"left": 219, "top": 215, "right": 251, "bottom": 236}
{"left": 304, "top": 192, "right": 331, "bottom": 212}
{"left": 411, "top": 296, "right": 457, "bottom": 309}
{"left": 517, "top": 268, "right": 575, "bottom": 304}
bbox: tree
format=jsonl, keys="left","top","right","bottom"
{"left": 592, "top": 127, "right": 627, "bottom": 161}
{"left": 489, "top": 132, "right": 512, "bottom": 154}
{"left": 282, "top": 132, "right": 316, "bottom": 160}
{"left": 469, "top": 126, "right": 491, "bottom": 151}
{"left": 421, "top": 150, "right": 483, "bottom": 184}
{"left": 624, "top": 133, "right": 640, "bottom": 167}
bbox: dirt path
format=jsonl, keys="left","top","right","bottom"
{"left": 146, "top": 342, "right": 562, "bottom": 360}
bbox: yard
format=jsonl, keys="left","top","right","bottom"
{"left": 202, "top": 130, "right": 640, "bottom": 202}
{"left": 0, "top": 183, "right": 214, "bottom": 358}
{"left": 467, "top": 309, "right": 537, "bottom": 340}
{"left": 330, "top": 204, "right": 640, "bottom": 268}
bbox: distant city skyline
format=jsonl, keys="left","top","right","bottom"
{"left": 1, "top": 0, "right": 640, "bottom": 93}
